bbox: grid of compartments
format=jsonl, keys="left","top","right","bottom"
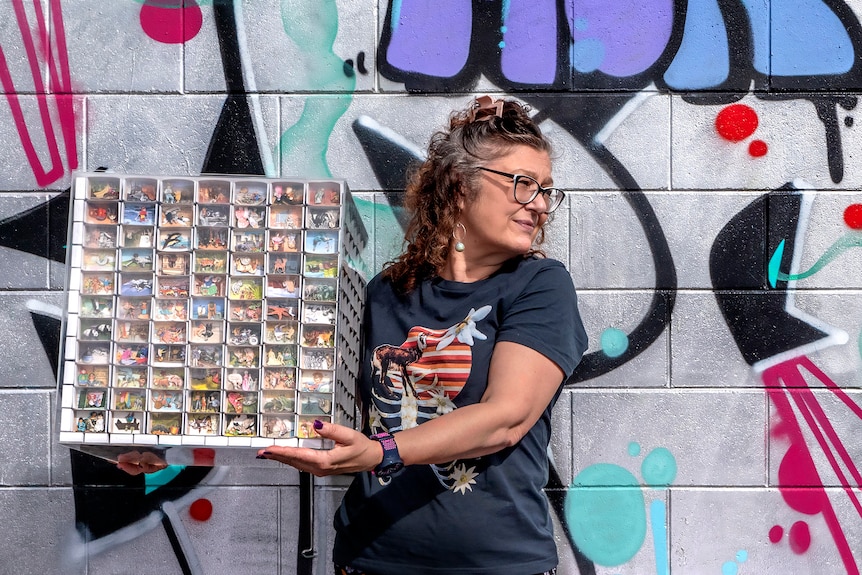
{"left": 58, "top": 174, "right": 365, "bottom": 447}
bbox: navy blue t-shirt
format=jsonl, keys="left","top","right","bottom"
{"left": 333, "top": 256, "right": 588, "bottom": 575}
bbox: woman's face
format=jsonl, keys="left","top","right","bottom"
{"left": 457, "top": 145, "right": 552, "bottom": 264}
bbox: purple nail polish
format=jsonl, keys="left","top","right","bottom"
{"left": 255, "top": 454, "right": 267, "bottom": 460}
{"left": 313, "top": 419, "right": 323, "bottom": 430}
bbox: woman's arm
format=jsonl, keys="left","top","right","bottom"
{"left": 256, "top": 340, "right": 564, "bottom": 475}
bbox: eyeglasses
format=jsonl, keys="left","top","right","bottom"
{"left": 477, "top": 167, "right": 565, "bottom": 214}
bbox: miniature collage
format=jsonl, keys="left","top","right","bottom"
{"left": 60, "top": 174, "right": 352, "bottom": 446}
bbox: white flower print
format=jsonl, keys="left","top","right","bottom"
{"left": 436, "top": 305, "right": 492, "bottom": 351}
{"left": 399, "top": 394, "right": 419, "bottom": 429}
{"left": 449, "top": 463, "right": 479, "bottom": 494}
{"left": 427, "top": 388, "right": 456, "bottom": 415}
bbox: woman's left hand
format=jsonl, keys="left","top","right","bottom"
{"left": 256, "top": 420, "right": 382, "bottom": 476}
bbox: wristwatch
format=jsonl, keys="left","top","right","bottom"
{"left": 370, "top": 432, "right": 404, "bottom": 478}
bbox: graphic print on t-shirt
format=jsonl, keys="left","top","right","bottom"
{"left": 368, "top": 305, "right": 491, "bottom": 494}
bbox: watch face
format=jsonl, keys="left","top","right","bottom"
{"left": 377, "top": 461, "right": 404, "bottom": 477}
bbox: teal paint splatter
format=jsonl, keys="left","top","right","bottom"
{"left": 650, "top": 499, "right": 669, "bottom": 575}
{"left": 565, "top": 463, "right": 646, "bottom": 566}
{"left": 144, "top": 464, "right": 184, "bottom": 495}
{"left": 600, "top": 327, "right": 629, "bottom": 358}
{"left": 722, "top": 560, "right": 739, "bottom": 575}
{"left": 628, "top": 442, "right": 641, "bottom": 457}
{"left": 642, "top": 447, "right": 677, "bottom": 487}
{"left": 736, "top": 550, "right": 748, "bottom": 562}
{"left": 278, "top": 0, "right": 355, "bottom": 178}
{"left": 770, "top": 232, "right": 862, "bottom": 287}
{"left": 767, "top": 239, "right": 785, "bottom": 288}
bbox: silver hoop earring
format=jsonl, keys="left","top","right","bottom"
{"left": 453, "top": 223, "right": 466, "bottom": 253}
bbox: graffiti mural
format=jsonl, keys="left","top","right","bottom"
{"left": 1, "top": 0, "right": 862, "bottom": 573}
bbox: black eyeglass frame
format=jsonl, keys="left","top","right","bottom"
{"left": 476, "top": 167, "right": 565, "bottom": 214}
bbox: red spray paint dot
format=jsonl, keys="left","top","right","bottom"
{"left": 189, "top": 498, "right": 213, "bottom": 521}
{"left": 843, "top": 204, "right": 862, "bottom": 229}
{"left": 749, "top": 139, "right": 768, "bottom": 157}
{"left": 139, "top": 0, "right": 203, "bottom": 44}
{"left": 769, "top": 525, "right": 784, "bottom": 543}
{"left": 788, "top": 521, "right": 811, "bottom": 554}
{"left": 716, "top": 104, "right": 759, "bottom": 142}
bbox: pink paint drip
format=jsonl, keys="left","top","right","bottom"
{"left": 0, "top": 0, "right": 78, "bottom": 187}
{"left": 764, "top": 356, "right": 862, "bottom": 575}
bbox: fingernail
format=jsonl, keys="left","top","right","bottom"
{"left": 313, "top": 419, "right": 323, "bottom": 430}
{"left": 255, "top": 454, "right": 267, "bottom": 460}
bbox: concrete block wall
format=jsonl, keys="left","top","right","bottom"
{"left": 1, "top": 1, "right": 861, "bottom": 573}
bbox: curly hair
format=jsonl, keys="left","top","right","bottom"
{"left": 382, "top": 97, "right": 553, "bottom": 293}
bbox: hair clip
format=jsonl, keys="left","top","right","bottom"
{"left": 468, "top": 95, "right": 504, "bottom": 122}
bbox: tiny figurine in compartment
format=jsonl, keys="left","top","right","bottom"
{"left": 189, "top": 344, "right": 220, "bottom": 368}
{"left": 85, "top": 202, "right": 119, "bottom": 224}
{"left": 303, "top": 302, "right": 335, "bottom": 324}
{"left": 298, "top": 370, "right": 332, "bottom": 393}
{"left": 151, "top": 389, "right": 182, "bottom": 411}
{"left": 84, "top": 225, "right": 117, "bottom": 249}
{"left": 189, "top": 368, "right": 222, "bottom": 390}
{"left": 305, "top": 230, "right": 338, "bottom": 254}
{"left": 79, "top": 319, "right": 112, "bottom": 341}
{"left": 232, "top": 230, "right": 265, "bottom": 252}
{"left": 81, "top": 272, "right": 114, "bottom": 295}
{"left": 266, "top": 299, "right": 298, "bottom": 321}
{"left": 157, "top": 276, "right": 190, "bottom": 298}
{"left": 232, "top": 253, "right": 264, "bottom": 275}
{"left": 265, "top": 321, "right": 297, "bottom": 344}
{"left": 122, "top": 226, "right": 154, "bottom": 248}
{"left": 158, "top": 252, "right": 190, "bottom": 275}
{"left": 269, "top": 205, "right": 302, "bottom": 229}
{"left": 152, "top": 368, "right": 184, "bottom": 389}
{"left": 118, "top": 297, "right": 150, "bottom": 320}
{"left": 262, "top": 415, "right": 294, "bottom": 438}
{"left": 229, "top": 300, "right": 262, "bottom": 322}
{"left": 190, "top": 320, "right": 222, "bottom": 344}
{"left": 80, "top": 295, "right": 114, "bottom": 318}
{"left": 228, "top": 324, "right": 261, "bottom": 346}
{"left": 159, "top": 205, "right": 193, "bottom": 227}
{"left": 226, "top": 391, "right": 257, "bottom": 414}
{"left": 152, "top": 344, "right": 184, "bottom": 365}
{"left": 187, "top": 413, "right": 217, "bottom": 435}
{"left": 268, "top": 230, "right": 300, "bottom": 253}
{"left": 224, "top": 413, "right": 256, "bottom": 436}
{"left": 301, "top": 349, "right": 334, "bottom": 370}
{"left": 82, "top": 249, "right": 116, "bottom": 271}
{"left": 197, "top": 205, "right": 229, "bottom": 227}
{"left": 76, "top": 365, "right": 108, "bottom": 387}
{"left": 78, "top": 343, "right": 110, "bottom": 364}
{"left": 263, "top": 368, "right": 296, "bottom": 390}
{"left": 194, "top": 251, "right": 227, "bottom": 274}
{"left": 193, "top": 274, "right": 226, "bottom": 297}
{"left": 266, "top": 275, "right": 300, "bottom": 298}
{"left": 302, "top": 325, "right": 335, "bottom": 348}
{"left": 296, "top": 416, "right": 325, "bottom": 439}
{"left": 153, "top": 321, "right": 186, "bottom": 344}
{"left": 196, "top": 227, "right": 228, "bottom": 250}
{"left": 125, "top": 178, "right": 157, "bottom": 202}
{"left": 123, "top": 203, "right": 155, "bottom": 226}
{"left": 161, "top": 179, "right": 194, "bottom": 204}
{"left": 189, "top": 390, "right": 220, "bottom": 413}
{"left": 299, "top": 392, "right": 333, "bottom": 416}
{"left": 270, "top": 253, "right": 299, "bottom": 275}
{"left": 264, "top": 345, "right": 296, "bottom": 367}
{"left": 228, "top": 277, "right": 263, "bottom": 300}
{"left": 235, "top": 182, "right": 266, "bottom": 205}
{"left": 158, "top": 228, "right": 191, "bottom": 251}
{"left": 303, "top": 255, "right": 338, "bottom": 278}
{"left": 153, "top": 298, "right": 187, "bottom": 321}
{"left": 198, "top": 180, "right": 230, "bottom": 204}
{"left": 119, "top": 274, "right": 153, "bottom": 296}
{"left": 112, "top": 411, "right": 142, "bottom": 433}
{"left": 114, "top": 389, "right": 145, "bottom": 411}
{"left": 227, "top": 346, "right": 259, "bottom": 368}
{"left": 76, "top": 410, "right": 107, "bottom": 433}
{"left": 234, "top": 205, "right": 264, "bottom": 228}
{"left": 115, "top": 320, "right": 150, "bottom": 342}
{"left": 226, "top": 369, "right": 258, "bottom": 391}
{"left": 150, "top": 412, "right": 182, "bottom": 435}
{"left": 307, "top": 183, "right": 340, "bottom": 206}
{"left": 262, "top": 391, "right": 295, "bottom": 413}
{"left": 88, "top": 178, "right": 120, "bottom": 200}
{"left": 302, "top": 279, "right": 336, "bottom": 302}
{"left": 307, "top": 208, "right": 339, "bottom": 229}
{"left": 115, "top": 366, "right": 147, "bottom": 388}
{"left": 271, "top": 182, "right": 303, "bottom": 205}
{"left": 116, "top": 343, "right": 148, "bottom": 365}
{"left": 77, "top": 388, "right": 106, "bottom": 409}
{"left": 191, "top": 298, "right": 225, "bottom": 320}
{"left": 120, "top": 249, "right": 153, "bottom": 271}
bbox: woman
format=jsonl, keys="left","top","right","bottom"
{"left": 258, "top": 96, "right": 588, "bottom": 575}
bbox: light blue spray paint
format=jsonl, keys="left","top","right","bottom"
{"left": 601, "top": 327, "right": 629, "bottom": 358}
{"left": 663, "top": 0, "right": 729, "bottom": 89}
{"left": 650, "top": 499, "right": 669, "bottom": 575}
